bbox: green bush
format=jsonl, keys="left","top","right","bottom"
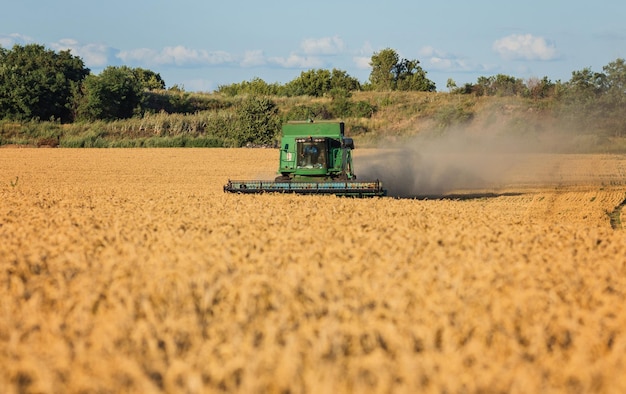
{"left": 284, "top": 103, "right": 333, "bottom": 121}
{"left": 435, "top": 104, "right": 474, "bottom": 128}
{"left": 351, "top": 101, "right": 376, "bottom": 118}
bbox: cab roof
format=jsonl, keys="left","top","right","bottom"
{"left": 282, "top": 121, "right": 344, "bottom": 138}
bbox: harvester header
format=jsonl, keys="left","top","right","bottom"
{"left": 224, "top": 120, "right": 385, "bottom": 197}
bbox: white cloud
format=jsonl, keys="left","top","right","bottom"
{"left": 50, "top": 39, "right": 113, "bottom": 67}
{"left": 241, "top": 50, "right": 266, "bottom": 67}
{"left": 359, "top": 41, "right": 374, "bottom": 54}
{"left": 268, "top": 54, "right": 323, "bottom": 69}
{"left": 300, "top": 36, "right": 345, "bottom": 55}
{"left": 493, "top": 34, "right": 558, "bottom": 61}
{"left": 419, "top": 45, "right": 444, "bottom": 58}
{"left": 117, "top": 46, "right": 234, "bottom": 67}
{"left": 0, "top": 33, "right": 33, "bottom": 48}
{"left": 418, "top": 46, "right": 473, "bottom": 72}
{"left": 428, "top": 57, "right": 455, "bottom": 69}
{"left": 428, "top": 56, "right": 473, "bottom": 71}
{"left": 352, "top": 56, "right": 371, "bottom": 69}
{"left": 352, "top": 41, "right": 374, "bottom": 69}
{"left": 116, "top": 48, "right": 156, "bottom": 64}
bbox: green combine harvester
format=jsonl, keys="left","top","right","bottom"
{"left": 224, "top": 121, "right": 386, "bottom": 197}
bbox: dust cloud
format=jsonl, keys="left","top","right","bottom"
{"left": 354, "top": 128, "right": 578, "bottom": 198}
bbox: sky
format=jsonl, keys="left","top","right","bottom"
{"left": 2, "top": 0, "right": 625, "bottom": 92}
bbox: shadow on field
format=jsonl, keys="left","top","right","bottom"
{"left": 609, "top": 197, "right": 626, "bottom": 230}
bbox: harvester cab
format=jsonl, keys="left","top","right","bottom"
{"left": 224, "top": 121, "right": 385, "bottom": 197}
{"left": 276, "top": 121, "right": 355, "bottom": 181}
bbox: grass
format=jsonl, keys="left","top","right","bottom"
{"left": 2, "top": 91, "right": 626, "bottom": 152}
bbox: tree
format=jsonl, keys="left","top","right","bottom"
{"left": 284, "top": 68, "right": 361, "bottom": 97}
{"left": 470, "top": 74, "right": 525, "bottom": 96}
{"left": 601, "top": 58, "right": 626, "bottom": 136}
{"left": 329, "top": 88, "right": 352, "bottom": 117}
{"left": 368, "top": 48, "right": 436, "bottom": 91}
{"left": 0, "top": 44, "right": 89, "bottom": 122}
{"left": 75, "top": 66, "right": 144, "bottom": 121}
{"left": 491, "top": 74, "right": 525, "bottom": 96}
{"left": 602, "top": 58, "right": 626, "bottom": 106}
{"left": 395, "top": 59, "right": 436, "bottom": 91}
{"left": 559, "top": 61, "right": 626, "bottom": 136}
{"left": 235, "top": 96, "right": 280, "bottom": 146}
{"left": 329, "top": 69, "right": 361, "bottom": 92}
{"left": 567, "top": 67, "right": 606, "bottom": 97}
{"left": 132, "top": 68, "right": 166, "bottom": 90}
{"left": 285, "top": 69, "right": 332, "bottom": 97}
{"left": 369, "top": 48, "right": 398, "bottom": 91}
{"left": 446, "top": 78, "right": 457, "bottom": 92}
{"left": 217, "top": 78, "right": 282, "bottom": 96}
{"left": 526, "top": 76, "right": 555, "bottom": 99}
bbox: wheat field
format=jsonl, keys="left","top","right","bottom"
{"left": 1, "top": 148, "right": 626, "bottom": 393}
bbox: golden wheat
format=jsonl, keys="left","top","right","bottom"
{"left": 1, "top": 148, "right": 626, "bottom": 393}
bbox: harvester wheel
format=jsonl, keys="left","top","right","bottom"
{"left": 335, "top": 172, "right": 352, "bottom": 181}
{"left": 275, "top": 175, "right": 291, "bottom": 182}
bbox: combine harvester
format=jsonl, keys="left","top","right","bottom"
{"left": 224, "top": 121, "right": 386, "bottom": 197}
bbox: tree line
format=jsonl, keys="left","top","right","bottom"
{"left": 0, "top": 45, "right": 439, "bottom": 123}
{"left": 1, "top": 43, "right": 626, "bottom": 143}
{"left": 0, "top": 44, "right": 170, "bottom": 122}
{"left": 216, "top": 48, "right": 436, "bottom": 97}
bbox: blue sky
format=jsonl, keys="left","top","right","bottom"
{"left": 2, "top": 0, "right": 625, "bottom": 92}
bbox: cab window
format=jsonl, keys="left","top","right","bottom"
{"left": 297, "top": 141, "right": 326, "bottom": 169}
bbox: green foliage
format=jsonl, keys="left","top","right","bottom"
{"left": 565, "top": 67, "right": 606, "bottom": 101}
{"left": 2, "top": 42, "right": 626, "bottom": 150}
{"left": 455, "top": 83, "right": 475, "bottom": 95}
{"left": 143, "top": 90, "right": 234, "bottom": 114}
{"left": 327, "top": 89, "right": 376, "bottom": 118}
{"left": 369, "top": 48, "right": 398, "bottom": 91}
{"left": 434, "top": 102, "right": 474, "bottom": 129}
{"left": 558, "top": 58, "right": 626, "bottom": 137}
{"left": 1, "top": 99, "right": 240, "bottom": 147}
{"left": 394, "top": 59, "right": 436, "bottom": 92}
{"left": 282, "top": 91, "right": 376, "bottom": 120}
{"left": 284, "top": 103, "right": 333, "bottom": 121}
{"left": 58, "top": 134, "right": 226, "bottom": 148}
{"left": 471, "top": 74, "right": 526, "bottom": 97}
{"left": 368, "top": 48, "right": 436, "bottom": 92}
{"left": 525, "top": 76, "right": 556, "bottom": 99}
{"left": 4, "top": 87, "right": 626, "bottom": 152}
{"left": 351, "top": 100, "right": 376, "bottom": 118}
{"left": 284, "top": 68, "right": 361, "bottom": 97}
{"left": 446, "top": 78, "right": 457, "bottom": 92}
{"left": 217, "top": 78, "right": 283, "bottom": 96}
{"left": 0, "top": 44, "right": 89, "bottom": 122}
{"left": 603, "top": 58, "right": 626, "bottom": 101}
{"left": 59, "top": 125, "right": 108, "bottom": 148}
{"left": 140, "top": 135, "right": 224, "bottom": 148}
{"left": 328, "top": 88, "right": 351, "bottom": 117}
{"left": 330, "top": 69, "right": 361, "bottom": 92}
{"left": 75, "top": 66, "right": 144, "bottom": 121}
{"left": 234, "top": 96, "right": 280, "bottom": 146}
{"left": 285, "top": 69, "right": 332, "bottom": 97}
{"left": 0, "top": 120, "right": 22, "bottom": 140}
{"left": 602, "top": 59, "right": 626, "bottom": 137}
{"left": 458, "top": 74, "right": 560, "bottom": 100}
{"left": 132, "top": 68, "right": 166, "bottom": 90}
{"left": 218, "top": 69, "right": 361, "bottom": 98}
{"left": 143, "top": 90, "right": 191, "bottom": 113}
